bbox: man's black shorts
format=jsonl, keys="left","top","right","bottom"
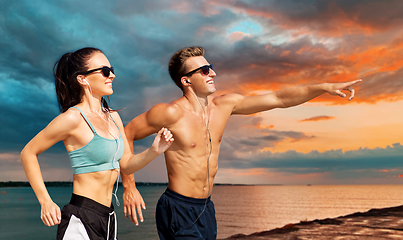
{"left": 156, "top": 188, "right": 217, "bottom": 240}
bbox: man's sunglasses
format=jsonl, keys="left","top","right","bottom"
{"left": 80, "top": 66, "right": 115, "bottom": 78}
{"left": 183, "top": 64, "right": 214, "bottom": 77}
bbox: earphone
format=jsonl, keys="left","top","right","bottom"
{"left": 83, "top": 79, "right": 89, "bottom": 85}
{"left": 186, "top": 80, "right": 191, "bottom": 84}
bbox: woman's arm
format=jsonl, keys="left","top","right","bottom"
{"left": 113, "top": 112, "right": 173, "bottom": 175}
{"left": 20, "top": 111, "right": 79, "bottom": 226}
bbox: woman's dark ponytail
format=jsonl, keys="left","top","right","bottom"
{"left": 54, "top": 47, "right": 109, "bottom": 112}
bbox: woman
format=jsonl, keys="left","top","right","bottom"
{"left": 20, "top": 47, "right": 173, "bottom": 240}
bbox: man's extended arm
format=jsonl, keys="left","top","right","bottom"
{"left": 232, "top": 80, "right": 362, "bottom": 115}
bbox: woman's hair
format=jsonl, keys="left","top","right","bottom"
{"left": 168, "top": 46, "right": 205, "bottom": 91}
{"left": 54, "top": 47, "right": 112, "bottom": 112}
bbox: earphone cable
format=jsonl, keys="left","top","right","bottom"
{"left": 182, "top": 88, "right": 212, "bottom": 228}
{"left": 87, "top": 83, "right": 121, "bottom": 206}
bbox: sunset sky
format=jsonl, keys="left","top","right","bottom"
{"left": 1, "top": 0, "right": 402, "bottom": 185}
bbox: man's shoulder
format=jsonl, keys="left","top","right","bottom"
{"left": 150, "top": 100, "right": 183, "bottom": 115}
{"left": 148, "top": 100, "right": 184, "bottom": 126}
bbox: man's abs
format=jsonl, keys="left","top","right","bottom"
{"left": 165, "top": 151, "right": 218, "bottom": 198}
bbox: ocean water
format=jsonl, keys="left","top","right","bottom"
{"left": 1, "top": 185, "right": 403, "bottom": 240}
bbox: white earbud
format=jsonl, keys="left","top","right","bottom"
{"left": 83, "top": 79, "right": 89, "bottom": 85}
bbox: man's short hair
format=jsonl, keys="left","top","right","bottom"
{"left": 169, "top": 46, "right": 205, "bottom": 91}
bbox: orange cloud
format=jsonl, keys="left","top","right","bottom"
{"left": 338, "top": 44, "right": 403, "bottom": 75}
{"left": 299, "top": 116, "right": 335, "bottom": 122}
{"left": 210, "top": 2, "right": 403, "bottom": 106}
{"left": 257, "top": 124, "right": 274, "bottom": 129}
{"left": 280, "top": 50, "right": 291, "bottom": 57}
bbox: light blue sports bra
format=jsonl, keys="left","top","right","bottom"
{"left": 68, "top": 107, "right": 124, "bottom": 174}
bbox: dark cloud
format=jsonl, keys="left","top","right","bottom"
{"left": 210, "top": 31, "right": 403, "bottom": 102}
{"left": 238, "top": 131, "right": 314, "bottom": 147}
{"left": 357, "top": 68, "right": 403, "bottom": 102}
{"left": 219, "top": 143, "right": 403, "bottom": 175}
{"left": 218, "top": 115, "right": 315, "bottom": 162}
{"left": 1, "top": 0, "right": 402, "bottom": 182}
{"left": 1, "top": 78, "right": 60, "bottom": 151}
{"left": 200, "top": 1, "right": 403, "bottom": 102}
{"left": 227, "top": 0, "right": 403, "bottom": 34}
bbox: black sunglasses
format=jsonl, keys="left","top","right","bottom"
{"left": 80, "top": 66, "right": 114, "bottom": 78}
{"left": 183, "top": 64, "right": 214, "bottom": 77}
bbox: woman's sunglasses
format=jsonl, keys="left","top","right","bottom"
{"left": 183, "top": 64, "right": 214, "bottom": 77}
{"left": 80, "top": 66, "right": 114, "bottom": 78}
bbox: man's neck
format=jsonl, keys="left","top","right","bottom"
{"left": 184, "top": 92, "right": 208, "bottom": 113}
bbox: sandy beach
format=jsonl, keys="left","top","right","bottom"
{"left": 221, "top": 205, "right": 403, "bottom": 239}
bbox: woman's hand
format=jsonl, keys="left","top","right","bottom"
{"left": 40, "top": 200, "right": 61, "bottom": 226}
{"left": 151, "top": 127, "right": 174, "bottom": 154}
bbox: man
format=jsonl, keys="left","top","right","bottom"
{"left": 122, "top": 46, "right": 361, "bottom": 239}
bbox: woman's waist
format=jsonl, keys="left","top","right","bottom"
{"left": 68, "top": 193, "right": 115, "bottom": 215}
{"left": 72, "top": 170, "right": 119, "bottom": 206}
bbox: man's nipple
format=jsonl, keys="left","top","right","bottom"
{"left": 191, "top": 142, "right": 196, "bottom": 148}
